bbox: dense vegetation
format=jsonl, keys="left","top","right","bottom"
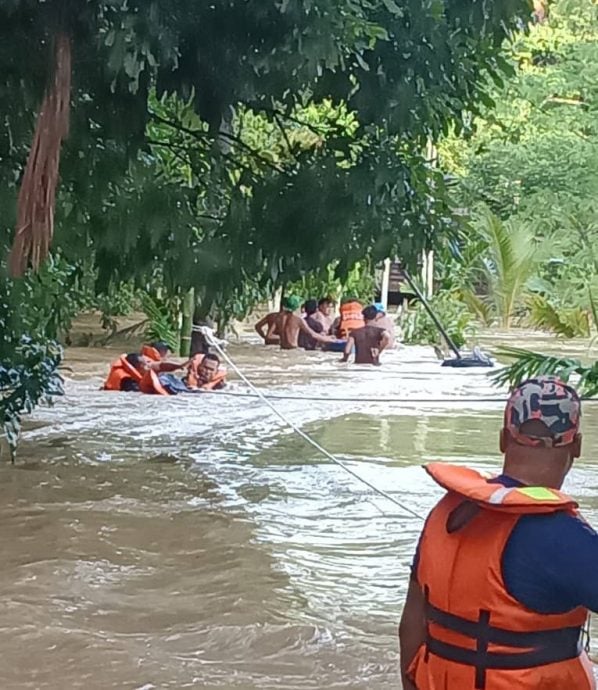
{"left": 0, "top": 0, "right": 533, "bottom": 454}
{"left": 403, "top": 0, "right": 598, "bottom": 351}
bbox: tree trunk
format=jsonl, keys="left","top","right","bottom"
{"left": 10, "top": 32, "right": 71, "bottom": 277}
{"left": 180, "top": 288, "right": 194, "bottom": 357}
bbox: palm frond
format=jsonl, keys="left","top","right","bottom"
{"left": 140, "top": 294, "right": 179, "bottom": 352}
{"left": 474, "top": 209, "right": 540, "bottom": 328}
{"left": 491, "top": 345, "right": 598, "bottom": 397}
{"left": 527, "top": 294, "right": 590, "bottom": 338}
{"left": 459, "top": 289, "right": 494, "bottom": 326}
{"left": 492, "top": 345, "right": 582, "bottom": 387}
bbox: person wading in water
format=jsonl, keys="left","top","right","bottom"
{"left": 298, "top": 299, "right": 324, "bottom": 350}
{"left": 254, "top": 309, "right": 281, "bottom": 346}
{"left": 276, "top": 296, "right": 334, "bottom": 350}
{"left": 341, "top": 305, "right": 391, "bottom": 365}
{"left": 400, "top": 377, "right": 597, "bottom": 690}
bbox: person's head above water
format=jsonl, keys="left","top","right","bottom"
{"left": 198, "top": 353, "right": 220, "bottom": 384}
{"left": 318, "top": 297, "right": 334, "bottom": 314}
{"left": 304, "top": 299, "right": 318, "bottom": 316}
{"left": 125, "top": 353, "right": 149, "bottom": 373}
{"left": 150, "top": 341, "right": 172, "bottom": 359}
{"left": 500, "top": 376, "right": 582, "bottom": 489}
{"left": 282, "top": 295, "right": 302, "bottom": 312}
{"left": 362, "top": 305, "right": 378, "bottom": 322}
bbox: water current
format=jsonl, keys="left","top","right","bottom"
{"left": 2, "top": 333, "right": 598, "bottom": 689}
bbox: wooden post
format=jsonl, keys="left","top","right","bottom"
{"left": 381, "top": 258, "right": 391, "bottom": 310}
{"left": 425, "top": 250, "right": 434, "bottom": 299}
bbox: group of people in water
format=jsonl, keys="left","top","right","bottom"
{"left": 255, "top": 296, "right": 396, "bottom": 365}
{"left": 103, "top": 342, "right": 227, "bottom": 395}
{"left": 103, "top": 296, "right": 394, "bottom": 394}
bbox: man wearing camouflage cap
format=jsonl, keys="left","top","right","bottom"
{"left": 400, "top": 377, "right": 596, "bottom": 689}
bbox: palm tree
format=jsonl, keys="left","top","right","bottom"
{"left": 471, "top": 209, "right": 541, "bottom": 328}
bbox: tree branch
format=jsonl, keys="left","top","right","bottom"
{"left": 272, "top": 110, "right": 297, "bottom": 162}
{"left": 217, "top": 129, "right": 289, "bottom": 175}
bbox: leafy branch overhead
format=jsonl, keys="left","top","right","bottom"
{"left": 2, "top": 0, "right": 533, "bottom": 277}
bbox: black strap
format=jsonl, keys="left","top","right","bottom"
{"left": 426, "top": 601, "right": 582, "bottom": 649}
{"left": 425, "top": 601, "right": 582, "bottom": 690}
{"left": 426, "top": 634, "right": 581, "bottom": 671}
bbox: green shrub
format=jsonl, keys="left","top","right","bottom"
{"left": 401, "top": 291, "right": 477, "bottom": 350}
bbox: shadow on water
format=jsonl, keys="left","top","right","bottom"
{"left": 2, "top": 339, "right": 598, "bottom": 688}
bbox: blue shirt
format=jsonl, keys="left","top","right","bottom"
{"left": 413, "top": 474, "right": 598, "bottom": 614}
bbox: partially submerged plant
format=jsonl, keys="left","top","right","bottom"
{"left": 491, "top": 345, "right": 598, "bottom": 397}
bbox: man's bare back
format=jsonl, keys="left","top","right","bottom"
{"left": 342, "top": 305, "right": 391, "bottom": 365}
{"left": 255, "top": 311, "right": 280, "bottom": 345}
{"left": 351, "top": 325, "right": 387, "bottom": 364}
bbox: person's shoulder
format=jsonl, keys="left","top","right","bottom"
{"left": 514, "top": 509, "right": 598, "bottom": 544}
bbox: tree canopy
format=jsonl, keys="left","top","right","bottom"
{"left": 0, "top": 0, "right": 535, "bottom": 453}
{"left": 2, "top": 0, "right": 532, "bottom": 285}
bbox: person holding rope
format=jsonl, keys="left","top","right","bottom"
{"left": 400, "top": 377, "right": 597, "bottom": 689}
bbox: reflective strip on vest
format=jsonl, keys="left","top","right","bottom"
{"left": 488, "top": 487, "right": 512, "bottom": 505}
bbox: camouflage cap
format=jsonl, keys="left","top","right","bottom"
{"left": 504, "top": 376, "right": 581, "bottom": 448}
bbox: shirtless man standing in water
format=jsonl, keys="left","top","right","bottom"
{"left": 276, "top": 296, "right": 335, "bottom": 350}
{"left": 341, "top": 305, "right": 391, "bottom": 365}
{"left": 254, "top": 309, "right": 281, "bottom": 345}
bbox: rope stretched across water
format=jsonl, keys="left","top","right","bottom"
{"left": 195, "top": 327, "right": 424, "bottom": 521}
{"left": 194, "top": 390, "right": 511, "bottom": 404}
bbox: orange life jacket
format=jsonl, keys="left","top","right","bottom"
{"left": 185, "top": 354, "right": 227, "bottom": 391}
{"left": 103, "top": 355, "right": 143, "bottom": 391}
{"left": 409, "top": 463, "right": 594, "bottom": 690}
{"left": 337, "top": 301, "right": 364, "bottom": 339}
{"left": 140, "top": 345, "right": 162, "bottom": 362}
{"left": 139, "top": 369, "right": 170, "bottom": 396}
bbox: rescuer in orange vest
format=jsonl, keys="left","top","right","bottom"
{"left": 400, "top": 376, "right": 597, "bottom": 690}
{"left": 103, "top": 352, "right": 151, "bottom": 392}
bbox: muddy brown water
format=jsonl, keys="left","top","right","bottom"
{"left": 2, "top": 332, "right": 598, "bottom": 689}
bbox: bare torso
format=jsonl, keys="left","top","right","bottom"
{"left": 312, "top": 310, "right": 334, "bottom": 334}
{"left": 352, "top": 325, "right": 386, "bottom": 364}
{"left": 277, "top": 312, "right": 303, "bottom": 349}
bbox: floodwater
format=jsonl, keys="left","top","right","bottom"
{"left": 2, "top": 333, "right": 598, "bottom": 689}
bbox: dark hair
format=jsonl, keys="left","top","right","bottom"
{"left": 125, "top": 353, "right": 142, "bottom": 368}
{"left": 203, "top": 353, "right": 220, "bottom": 364}
{"left": 304, "top": 299, "right": 318, "bottom": 315}
{"left": 362, "top": 305, "right": 378, "bottom": 321}
{"left": 318, "top": 297, "right": 333, "bottom": 307}
{"left": 151, "top": 341, "right": 171, "bottom": 355}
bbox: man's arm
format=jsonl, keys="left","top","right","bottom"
{"left": 148, "top": 360, "right": 183, "bottom": 373}
{"left": 298, "top": 318, "right": 333, "bottom": 344}
{"left": 379, "top": 329, "right": 391, "bottom": 354}
{"left": 158, "top": 361, "right": 183, "bottom": 373}
{"left": 399, "top": 576, "right": 426, "bottom": 690}
{"left": 341, "top": 336, "right": 354, "bottom": 362}
{"left": 254, "top": 315, "right": 269, "bottom": 341}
